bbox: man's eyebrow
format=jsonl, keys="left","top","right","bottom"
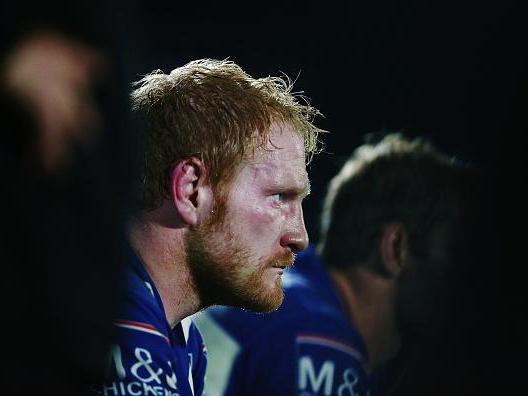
{"left": 272, "top": 178, "right": 310, "bottom": 199}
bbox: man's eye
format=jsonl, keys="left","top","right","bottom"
{"left": 271, "top": 193, "right": 285, "bottom": 203}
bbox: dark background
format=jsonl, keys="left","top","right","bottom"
{"left": 118, "top": 1, "right": 525, "bottom": 393}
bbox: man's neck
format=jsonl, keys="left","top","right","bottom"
{"left": 128, "top": 215, "right": 201, "bottom": 328}
{"left": 330, "top": 268, "right": 401, "bottom": 372}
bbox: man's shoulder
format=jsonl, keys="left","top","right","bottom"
{"left": 196, "top": 304, "right": 369, "bottom": 396}
{"left": 101, "top": 279, "right": 206, "bottom": 396}
{"left": 201, "top": 303, "right": 361, "bottom": 345}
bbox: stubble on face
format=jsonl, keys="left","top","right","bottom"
{"left": 185, "top": 196, "right": 294, "bottom": 313}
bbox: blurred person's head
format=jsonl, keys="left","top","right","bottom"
{"left": 131, "top": 59, "right": 323, "bottom": 313}
{"left": 2, "top": 30, "right": 105, "bottom": 174}
{"left": 318, "top": 133, "right": 478, "bottom": 336}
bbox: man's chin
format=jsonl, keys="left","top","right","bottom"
{"left": 241, "top": 298, "right": 282, "bottom": 313}
{"left": 236, "top": 286, "right": 284, "bottom": 313}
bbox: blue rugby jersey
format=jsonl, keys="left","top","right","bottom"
{"left": 194, "top": 246, "right": 385, "bottom": 396}
{"left": 97, "top": 249, "right": 207, "bottom": 396}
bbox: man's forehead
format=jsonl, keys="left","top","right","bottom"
{"left": 252, "top": 145, "right": 306, "bottom": 164}
{"left": 244, "top": 160, "right": 309, "bottom": 191}
{"left": 248, "top": 160, "right": 307, "bottom": 176}
{"left": 256, "top": 124, "right": 306, "bottom": 160}
{"left": 232, "top": 122, "right": 309, "bottom": 184}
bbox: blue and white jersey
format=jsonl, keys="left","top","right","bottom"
{"left": 97, "top": 249, "right": 207, "bottom": 396}
{"left": 194, "top": 246, "right": 384, "bottom": 396}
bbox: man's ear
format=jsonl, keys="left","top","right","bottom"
{"left": 380, "top": 223, "right": 409, "bottom": 278}
{"left": 170, "top": 158, "right": 214, "bottom": 226}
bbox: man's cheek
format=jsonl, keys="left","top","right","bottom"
{"left": 247, "top": 203, "right": 281, "bottom": 228}
{"left": 233, "top": 201, "right": 283, "bottom": 246}
{"left": 252, "top": 208, "right": 282, "bottom": 237}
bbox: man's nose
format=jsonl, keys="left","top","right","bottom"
{"left": 280, "top": 206, "right": 309, "bottom": 253}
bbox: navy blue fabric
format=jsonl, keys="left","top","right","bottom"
{"left": 96, "top": 248, "right": 207, "bottom": 396}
